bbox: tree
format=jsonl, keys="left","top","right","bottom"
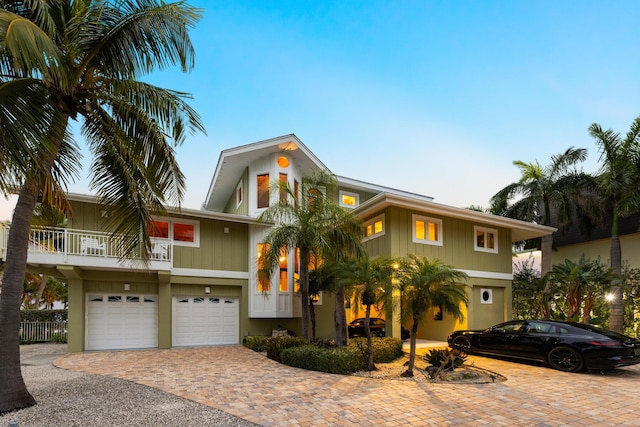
{"left": 512, "top": 257, "right": 544, "bottom": 319}
{"left": 490, "top": 147, "right": 593, "bottom": 316}
{"left": 397, "top": 255, "right": 468, "bottom": 377}
{"left": 588, "top": 117, "right": 640, "bottom": 332}
{"left": 343, "top": 255, "right": 396, "bottom": 371}
{"left": 258, "top": 172, "right": 363, "bottom": 342}
{"left": 0, "top": 1, "right": 203, "bottom": 413}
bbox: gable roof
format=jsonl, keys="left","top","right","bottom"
{"left": 202, "top": 134, "right": 328, "bottom": 211}
{"left": 355, "top": 193, "right": 556, "bottom": 242}
{"left": 202, "top": 134, "right": 435, "bottom": 212}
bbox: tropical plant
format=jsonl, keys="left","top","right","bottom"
{"left": 397, "top": 255, "right": 469, "bottom": 377}
{"left": 490, "top": 147, "right": 594, "bottom": 316}
{"left": 512, "top": 256, "right": 545, "bottom": 319}
{"left": 424, "top": 348, "right": 467, "bottom": 371}
{"left": 0, "top": 0, "right": 203, "bottom": 413}
{"left": 588, "top": 117, "right": 640, "bottom": 332}
{"left": 257, "top": 171, "right": 363, "bottom": 342}
{"left": 341, "top": 255, "right": 397, "bottom": 371}
{"left": 546, "top": 257, "right": 614, "bottom": 323}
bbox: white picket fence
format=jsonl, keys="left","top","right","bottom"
{"left": 20, "top": 321, "right": 68, "bottom": 343}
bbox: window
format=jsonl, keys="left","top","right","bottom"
{"left": 279, "top": 173, "right": 288, "bottom": 202}
{"left": 279, "top": 248, "right": 288, "bottom": 292}
{"left": 236, "top": 180, "right": 243, "bottom": 208}
{"left": 363, "top": 214, "right": 385, "bottom": 241}
{"left": 474, "top": 226, "right": 498, "bottom": 253}
{"left": 149, "top": 218, "right": 199, "bottom": 247}
{"left": 339, "top": 190, "right": 359, "bottom": 208}
{"left": 412, "top": 214, "right": 442, "bottom": 246}
{"left": 257, "top": 173, "right": 270, "bottom": 209}
{"left": 257, "top": 243, "right": 271, "bottom": 292}
{"left": 294, "top": 179, "right": 299, "bottom": 208}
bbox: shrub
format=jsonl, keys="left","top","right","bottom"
{"left": 424, "top": 348, "right": 467, "bottom": 371}
{"left": 348, "top": 337, "right": 403, "bottom": 363}
{"left": 21, "top": 309, "right": 67, "bottom": 322}
{"left": 281, "top": 345, "right": 363, "bottom": 374}
{"left": 264, "top": 336, "right": 308, "bottom": 362}
{"left": 243, "top": 336, "right": 270, "bottom": 352}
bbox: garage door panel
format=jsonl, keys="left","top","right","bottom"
{"left": 86, "top": 294, "right": 158, "bottom": 351}
{"left": 172, "top": 296, "right": 239, "bottom": 347}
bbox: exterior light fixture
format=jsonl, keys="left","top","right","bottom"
{"left": 204, "top": 286, "right": 211, "bottom": 294}
{"left": 277, "top": 156, "right": 289, "bottom": 168}
{"left": 123, "top": 283, "right": 131, "bottom": 291}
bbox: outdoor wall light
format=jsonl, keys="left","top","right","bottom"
{"left": 205, "top": 286, "right": 211, "bottom": 294}
{"left": 123, "top": 283, "right": 131, "bottom": 291}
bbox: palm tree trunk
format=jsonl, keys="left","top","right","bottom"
{"left": 582, "top": 291, "right": 594, "bottom": 324}
{"left": 334, "top": 285, "right": 348, "bottom": 346}
{"left": 299, "top": 248, "right": 311, "bottom": 341}
{"left": 0, "top": 184, "right": 38, "bottom": 412}
{"left": 0, "top": 112, "right": 68, "bottom": 412}
{"left": 35, "top": 274, "right": 48, "bottom": 309}
{"left": 402, "top": 318, "right": 419, "bottom": 377}
{"left": 364, "top": 304, "right": 375, "bottom": 371}
{"left": 309, "top": 296, "right": 316, "bottom": 341}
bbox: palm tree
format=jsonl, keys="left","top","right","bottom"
{"left": 258, "top": 172, "right": 363, "bottom": 342}
{"left": 490, "top": 147, "right": 593, "bottom": 316}
{"left": 0, "top": 1, "right": 203, "bottom": 413}
{"left": 331, "top": 255, "right": 396, "bottom": 371}
{"left": 398, "top": 255, "right": 468, "bottom": 377}
{"left": 588, "top": 117, "right": 640, "bottom": 332}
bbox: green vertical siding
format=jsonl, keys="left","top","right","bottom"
{"left": 172, "top": 219, "right": 248, "bottom": 271}
{"left": 222, "top": 168, "right": 249, "bottom": 215}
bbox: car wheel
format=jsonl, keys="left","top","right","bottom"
{"left": 451, "top": 335, "right": 472, "bottom": 354}
{"left": 547, "top": 346, "right": 584, "bottom": 372}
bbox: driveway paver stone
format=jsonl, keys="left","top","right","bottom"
{"left": 55, "top": 346, "right": 640, "bottom": 427}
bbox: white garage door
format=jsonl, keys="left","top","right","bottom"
{"left": 173, "top": 296, "right": 239, "bottom": 346}
{"left": 86, "top": 294, "right": 158, "bottom": 351}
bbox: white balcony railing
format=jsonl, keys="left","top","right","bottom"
{"left": 1, "top": 225, "right": 171, "bottom": 264}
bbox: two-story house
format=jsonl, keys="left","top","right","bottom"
{"left": 0, "top": 134, "right": 555, "bottom": 351}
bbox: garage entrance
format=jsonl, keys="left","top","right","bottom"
{"left": 172, "top": 296, "right": 239, "bottom": 346}
{"left": 86, "top": 294, "right": 158, "bottom": 351}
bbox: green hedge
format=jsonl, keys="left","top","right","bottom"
{"left": 21, "top": 309, "right": 67, "bottom": 322}
{"left": 264, "top": 336, "right": 308, "bottom": 362}
{"left": 349, "top": 337, "right": 404, "bottom": 363}
{"left": 243, "top": 336, "right": 270, "bottom": 352}
{"left": 281, "top": 345, "right": 363, "bottom": 375}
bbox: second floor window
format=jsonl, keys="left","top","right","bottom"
{"left": 257, "top": 173, "right": 270, "bottom": 209}
{"left": 474, "top": 226, "right": 498, "bottom": 253}
{"left": 413, "top": 214, "right": 442, "bottom": 246}
{"left": 363, "top": 214, "right": 385, "bottom": 241}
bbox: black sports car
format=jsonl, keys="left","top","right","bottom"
{"left": 448, "top": 319, "right": 640, "bottom": 372}
{"left": 348, "top": 317, "right": 411, "bottom": 340}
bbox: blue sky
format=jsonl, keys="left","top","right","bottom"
{"left": 2, "top": 0, "right": 640, "bottom": 219}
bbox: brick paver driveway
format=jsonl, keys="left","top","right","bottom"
{"left": 55, "top": 346, "right": 640, "bottom": 426}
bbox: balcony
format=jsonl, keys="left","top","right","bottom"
{"left": 0, "top": 225, "right": 172, "bottom": 271}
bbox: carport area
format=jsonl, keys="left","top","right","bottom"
{"left": 55, "top": 345, "right": 640, "bottom": 426}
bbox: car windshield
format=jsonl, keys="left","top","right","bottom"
{"left": 568, "top": 323, "right": 631, "bottom": 340}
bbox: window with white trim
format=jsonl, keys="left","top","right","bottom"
{"left": 257, "top": 173, "right": 270, "bottom": 209}
{"left": 339, "top": 190, "right": 359, "bottom": 208}
{"left": 363, "top": 214, "right": 385, "bottom": 241}
{"left": 149, "top": 217, "right": 200, "bottom": 247}
{"left": 236, "top": 180, "right": 243, "bottom": 208}
{"left": 412, "top": 214, "right": 442, "bottom": 246}
{"left": 474, "top": 226, "right": 498, "bottom": 253}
